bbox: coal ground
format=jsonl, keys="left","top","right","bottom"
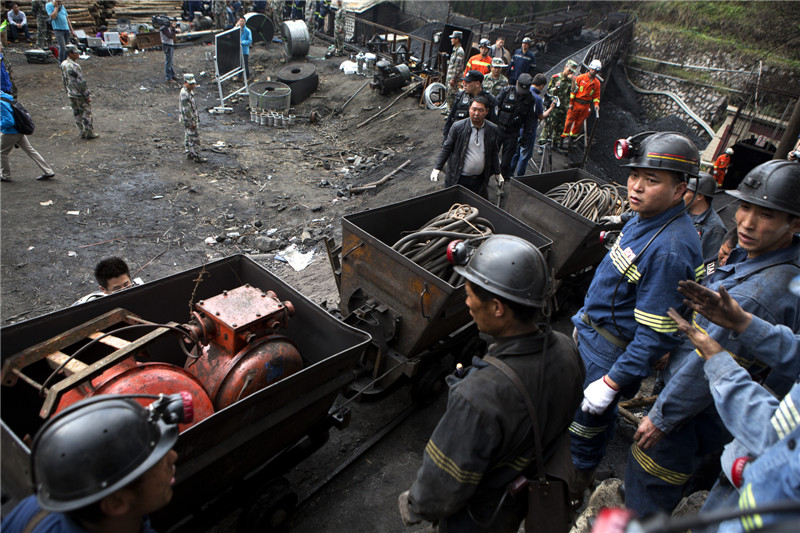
{"left": 0, "top": 28, "right": 705, "bottom": 533}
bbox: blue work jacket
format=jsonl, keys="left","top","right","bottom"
{"left": 648, "top": 236, "right": 800, "bottom": 433}
{"left": 508, "top": 48, "right": 535, "bottom": 84}
{"left": 571, "top": 203, "right": 703, "bottom": 388}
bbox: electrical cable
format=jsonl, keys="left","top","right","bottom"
{"left": 390, "top": 204, "right": 494, "bottom": 284}
{"left": 545, "top": 179, "right": 630, "bottom": 222}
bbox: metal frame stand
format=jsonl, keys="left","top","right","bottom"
{"left": 213, "top": 27, "right": 249, "bottom": 114}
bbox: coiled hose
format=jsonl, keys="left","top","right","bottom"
{"left": 391, "top": 204, "right": 494, "bottom": 286}
{"left": 545, "top": 179, "right": 630, "bottom": 222}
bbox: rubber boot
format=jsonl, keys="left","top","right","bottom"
{"left": 570, "top": 468, "right": 596, "bottom": 508}
{"left": 84, "top": 131, "right": 99, "bottom": 140}
{"left": 567, "top": 136, "right": 574, "bottom": 152}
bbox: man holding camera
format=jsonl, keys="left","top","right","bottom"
{"left": 160, "top": 18, "right": 181, "bottom": 84}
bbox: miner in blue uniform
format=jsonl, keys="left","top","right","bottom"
{"left": 625, "top": 159, "right": 800, "bottom": 517}
{"left": 568, "top": 132, "right": 704, "bottom": 497}
{"left": 667, "top": 277, "right": 800, "bottom": 532}
{"left": 684, "top": 171, "right": 727, "bottom": 275}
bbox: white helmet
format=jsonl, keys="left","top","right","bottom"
{"left": 725, "top": 147, "right": 734, "bottom": 155}
{"left": 589, "top": 59, "right": 602, "bottom": 71}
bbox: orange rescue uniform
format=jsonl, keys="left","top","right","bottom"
{"left": 713, "top": 153, "right": 730, "bottom": 186}
{"left": 464, "top": 53, "right": 491, "bottom": 77}
{"left": 562, "top": 72, "right": 601, "bottom": 139}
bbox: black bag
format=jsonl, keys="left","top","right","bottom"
{"left": 1, "top": 97, "right": 35, "bottom": 135}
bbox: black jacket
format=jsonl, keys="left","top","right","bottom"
{"left": 495, "top": 85, "right": 536, "bottom": 137}
{"left": 407, "top": 328, "right": 585, "bottom": 530}
{"left": 435, "top": 117, "right": 501, "bottom": 197}
{"left": 443, "top": 89, "right": 498, "bottom": 138}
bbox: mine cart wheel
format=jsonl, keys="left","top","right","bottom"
{"left": 237, "top": 477, "right": 298, "bottom": 533}
{"left": 411, "top": 359, "right": 450, "bottom": 406}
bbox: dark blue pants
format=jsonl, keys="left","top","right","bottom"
{"left": 163, "top": 44, "right": 175, "bottom": 81}
{"left": 8, "top": 24, "right": 31, "bottom": 42}
{"left": 624, "top": 408, "right": 728, "bottom": 516}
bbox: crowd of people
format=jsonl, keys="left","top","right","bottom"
{"left": 434, "top": 32, "right": 600, "bottom": 198}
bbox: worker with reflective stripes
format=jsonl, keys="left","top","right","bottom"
{"left": 398, "top": 236, "right": 584, "bottom": 532}
{"left": 625, "top": 160, "right": 800, "bottom": 516}
{"left": 561, "top": 59, "right": 602, "bottom": 150}
{"left": 568, "top": 132, "right": 704, "bottom": 499}
{"left": 665, "top": 278, "right": 800, "bottom": 532}
{"left": 714, "top": 147, "right": 734, "bottom": 186}
{"left": 464, "top": 38, "right": 492, "bottom": 77}
{"left": 684, "top": 171, "right": 727, "bottom": 274}
{"left": 507, "top": 37, "right": 535, "bottom": 85}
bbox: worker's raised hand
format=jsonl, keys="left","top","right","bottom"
{"left": 599, "top": 215, "right": 621, "bottom": 225}
{"left": 430, "top": 169, "right": 441, "bottom": 182}
{"left": 667, "top": 307, "right": 724, "bottom": 360}
{"left": 580, "top": 376, "right": 619, "bottom": 415}
{"left": 634, "top": 415, "right": 665, "bottom": 450}
{"left": 677, "top": 281, "right": 752, "bottom": 334}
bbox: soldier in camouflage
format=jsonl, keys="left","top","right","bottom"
{"left": 60, "top": 45, "right": 98, "bottom": 139}
{"left": 32, "top": 0, "right": 52, "bottom": 49}
{"left": 333, "top": 0, "right": 345, "bottom": 55}
{"left": 539, "top": 59, "right": 577, "bottom": 150}
{"left": 445, "top": 31, "right": 465, "bottom": 109}
{"left": 270, "top": 0, "right": 284, "bottom": 33}
{"left": 304, "top": 0, "right": 316, "bottom": 45}
{"left": 213, "top": 0, "right": 227, "bottom": 30}
{"left": 482, "top": 57, "right": 509, "bottom": 97}
{"left": 180, "top": 74, "right": 206, "bottom": 163}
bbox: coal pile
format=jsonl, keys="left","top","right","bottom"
{"left": 584, "top": 64, "right": 709, "bottom": 184}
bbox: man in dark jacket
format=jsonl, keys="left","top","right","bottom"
{"left": 443, "top": 70, "right": 497, "bottom": 139}
{"left": 494, "top": 73, "right": 536, "bottom": 180}
{"left": 398, "top": 235, "right": 585, "bottom": 532}
{"left": 508, "top": 37, "right": 535, "bottom": 85}
{"left": 431, "top": 96, "right": 501, "bottom": 198}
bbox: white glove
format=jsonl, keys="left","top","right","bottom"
{"left": 595, "top": 108, "right": 600, "bottom": 119}
{"left": 493, "top": 174, "right": 504, "bottom": 188}
{"left": 580, "top": 376, "right": 619, "bottom": 415}
{"left": 430, "top": 169, "right": 441, "bottom": 182}
{"left": 398, "top": 490, "right": 420, "bottom": 526}
{"left": 600, "top": 215, "right": 622, "bottom": 225}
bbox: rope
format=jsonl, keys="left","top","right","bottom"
{"left": 391, "top": 204, "right": 494, "bottom": 285}
{"left": 544, "top": 179, "right": 630, "bottom": 222}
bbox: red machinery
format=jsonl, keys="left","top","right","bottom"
{"left": 1, "top": 285, "right": 303, "bottom": 432}
{"left": 183, "top": 285, "right": 304, "bottom": 409}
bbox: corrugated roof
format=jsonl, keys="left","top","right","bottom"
{"left": 343, "top": 0, "right": 388, "bottom": 15}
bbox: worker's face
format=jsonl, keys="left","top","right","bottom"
{"left": 469, "top": 101, "right": 488, "bottom": 127}
{"left": 588, "top": 68, "right": 597, "bottom": 78}
{"left": 717, "top": 240, "right": 734, "bottom": 266}
{"left": 496, "top": 38, "right": 504, "bottom": 47}
{"left": 237, "top": 18, "right": 245, "bottom": 27}
{"left": 479, "top": 46, "right": 489, "bottom": 56}
{"left": 734, "top": 202, "right": 800, "bottom": 259}
{"left": 682, "top": 189, "right": 699, "bottom": 207}
{"left": 491, "top": 66, "right": 502, "bottom": 77}
{"left": 102, "top": 274, "right": 134, "bottom": 295}
{"left": 626, "top": 168, "right": 686, "bottom": 219}
{"left": 125, "top": 450, "right": 178, "bottom": 515}
{"left": 522, "top": 42, "right": 530, "bottom": 52}
{"left": 465, "top": 282, "right": 501, "bottom": 335}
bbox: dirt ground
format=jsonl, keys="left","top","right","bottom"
{"left": 0, "top": 37, "right": 446, "bottom": 323}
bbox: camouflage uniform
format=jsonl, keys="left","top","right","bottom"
{"left": 213, "top": 0, "right": 227, "bottom": 30}
{"left": 32, "top": 0, "right": 52, "bottom": 49}
{"left": 482, "top": 74, "right": 508, "bottom": 97}
{"left": 539, "top": 69, "right": 573, "bottom": 146}
{"left": 270, "top": 0, "right": 284, "bottom": 32}
{"left": 445, "top": 44, "right": 465, "bottom": 107}
{"left": 304, "top": 0, "right": 316, "bottom": 44}
{"left": 180, "top": 85, "right": 201, "bottom": 161}
{"left": 61, "top": 57, "right": 95, "bottom": 138}
{"left": 333, "top": 2, "right": 346, "bottom": 54}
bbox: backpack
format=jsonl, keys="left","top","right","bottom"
{"left": 1, "top": 97, "right": 35, "bottom": 135}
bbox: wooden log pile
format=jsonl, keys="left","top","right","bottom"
{"left": 4, "top": 1, "right": 182, "bottom": 33}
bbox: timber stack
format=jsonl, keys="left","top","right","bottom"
{"left": 7, "top": 1, "right": 182, "bottom": 33}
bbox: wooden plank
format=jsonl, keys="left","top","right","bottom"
{"left": 45, "top": 351, "right": 90, "bottom": 377}
{"left": 87, "top": 331, "right": 131, "bottom": 350}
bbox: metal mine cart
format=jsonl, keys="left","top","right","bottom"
{"left": 326, "top": 185, "right": 552, "bottom": 402}
{"left": 507, "top": 169, "right": 626, "bottom": 279}
{"left": 1, "top": 255, "right": 371, "bottom": 532}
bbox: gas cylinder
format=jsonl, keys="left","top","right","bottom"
{"left": 183, "top": 284, "right": 304, "bottom": 410}
{"left": 55, "top": 358, "right": 215, "bottom": 432}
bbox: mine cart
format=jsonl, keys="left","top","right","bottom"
{"left": 1, "top": 255, "right": 371, "bottom": 532}
{"left": 506, "top": 169, "right": 626, "bottom": 279}
{"left": 326, "top": 185, "right": 552, "bottom": 401}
